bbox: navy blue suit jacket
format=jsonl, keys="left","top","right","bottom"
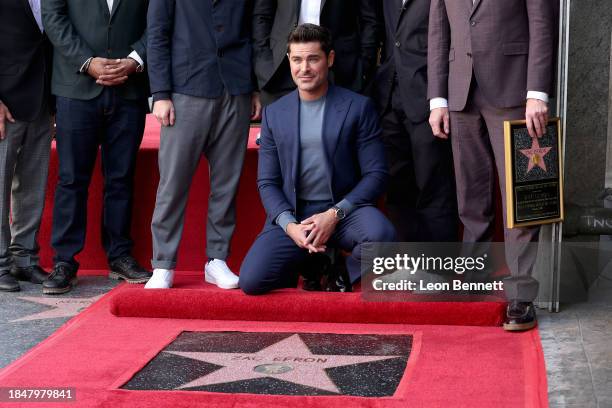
{"left": 257, "top": 85, "right": 388, "bottom": 228}
{"left": 147, "top": 0, "right": 254, "bottom": 100}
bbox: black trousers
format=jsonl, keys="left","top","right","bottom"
{"left": 52, "top": 88, "right": 146, "bottom": 266}
{"left": 380, "top": 85, "right": 458, "bottom": 242}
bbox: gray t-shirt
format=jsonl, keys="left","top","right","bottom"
{"left": 297, "top": 96, "right": 332, "bottom": 201}
{"left": 275, "top": 94, "right": 356, "bottom": 232}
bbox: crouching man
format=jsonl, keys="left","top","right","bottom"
{"left": 239, "top": 24, "right": 396, "bottom": 295}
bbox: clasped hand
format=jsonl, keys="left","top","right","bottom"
{"left": 87, "top": 57, "right": 137, "bottom": 87}
{"left": 286, "top": 209, "right": 338, "bottom": 253}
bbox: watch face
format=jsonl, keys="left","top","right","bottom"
{"left": 336, "top": 207, "right": 346, "bottom": 220}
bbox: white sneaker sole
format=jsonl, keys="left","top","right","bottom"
{"left": 205, "top": 271, "right": 239, "bottom": 289}
{"left": 144, "top": 282, "right": 172, "bottom": 289}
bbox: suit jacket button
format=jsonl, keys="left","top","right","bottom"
{"left": 217, "top": 49, "right": 224, "bottom": 57}
{"left": 470, "top": 21, "right": 477, "bottom": 26}
{"left": 395, "top": 41, "right": 401, "bottom": 48}
{"left": 467, "top": 52, "right": 472, "bottom": 58}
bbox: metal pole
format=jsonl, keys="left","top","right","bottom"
{"left": 550, "top": 0, "right": 571, "bottom": 313}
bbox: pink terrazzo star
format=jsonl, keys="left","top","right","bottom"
{"left": 520, "top": 137, "right": 552, "bottom": 173}
{"left": 11, "top": 295, "right": 102, "bottom": 322}
{"left": 166, "top": 334, "right": 401, "bottom": 393}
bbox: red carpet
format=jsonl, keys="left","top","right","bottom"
{"left": 0, "top": 276, "right": 548, "bottom": 407}
{"left": 110, "top": 285, "right": 506, "bottom": 327}
{"left": 37, "top": 116, "right": 265, "bottom": 273}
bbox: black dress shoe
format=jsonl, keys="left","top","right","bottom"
{"left": 503, "top": 301, "right": 537, "bottom": 331}
{"left": 299, "top": 254, "right": 329, "bottom": 291}
{"left": 10, "top": 265, "right": 49, "bottom": 284}
{"left": 43, "top": 262, "right": 78, "bottom": 295}
{"left": 324, "top": 257, "right": 352, "bottom": 292}
{"left": 0, "top": 270, "right": 20, "bottom": 292}
{"left": 108, "top": 256, "right": 152, "bottom": 284}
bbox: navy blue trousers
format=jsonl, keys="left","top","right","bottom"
{"left": 239, "top": 201, "right": 396, "bottom": 295}
{"left": 52, "top": 89, "right": 146, "bottom": 266}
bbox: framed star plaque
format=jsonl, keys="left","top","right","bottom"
{"left": 504, "top": 117, "right": 564, "bottom": 228}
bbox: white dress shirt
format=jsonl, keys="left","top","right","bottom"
{"left": 28, "top": 0, "right": 43, "bottom": 32}
{"left": 429, "top": 0, "right": 548, "bottom": 110}
{"left": 298, "top": 0, "right": 322, "bottom": 25}
{"left": 80, "top": 0, "right": 144, "bottom": 71}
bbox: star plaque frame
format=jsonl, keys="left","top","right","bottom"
{"left": 504, "top": 117, "right": 564, "bottom": 228}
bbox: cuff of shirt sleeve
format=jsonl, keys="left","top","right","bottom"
{"left": 335, "top": 199, "right": 355, "bottom": 217}
{"left": 152, "top": 92, "right": 172, "bottom": 102}
{"left": 128, "top": 51, "right": 144, "bottom": 68}
{"left": 276, "top": 211, "right": 297, "bottom": 233}
{"left": 429, "top": 97, "right": 449, "bottom": 111}
{"left": 526, "top": 91, "right": 549, "bottom": 103}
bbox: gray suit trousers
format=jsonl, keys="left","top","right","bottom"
{"left": 0, "top": 110, "right": 52, "bottom": 270}
{"left": 450, "top": 83, "right": 540, "bottom": 302}
{"left": 151, "top": 92, "right": 251, "bottom": 269}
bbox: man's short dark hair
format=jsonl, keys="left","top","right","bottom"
{"left": 287, "top": 24, "right": 333, "bottom": 55}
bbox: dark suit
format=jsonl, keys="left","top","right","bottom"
{"left": 427, "top": 0, "right": 555, "bottom": 301}
{"left": 42, "top": 0, "right": 150, "bottom": 267}
{"left": 239, "top": 86, "right": 396, "bottom": 294}
{"left": 42, "top": 0, "right": 148, "bottom": 101}
{"left": 373, "top": 0, "right": 457, "bottom": 242}
{"left": 252, "top": 0, "right": 381, "bottom": 104}
{"left": 147, "top": 0, "right": 254, "bottom": 101}
{"left": 428, "top": 0, "right": 554, "bottom": 110}
{"left": 0, "top": 0, "right": 53, "bottom": 272}
{"left": 0, "top": 0, "right": 52, "bottom": 122}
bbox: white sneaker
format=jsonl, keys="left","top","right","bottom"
{"left": 144, "top": 268, "right": 174, "bottom": 289}
{"left": 205, "top": 259, "right": 239, "bottom": 289}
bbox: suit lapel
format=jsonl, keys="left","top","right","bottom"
{"left": 470, "top": 0, "right": 482, "bottom": 18}
{"left": 322, "top": 86, "right": 351, "bottom": 180}
{"left": 110, "top": 0, "right": 122, "bottom": 19}
{"left": 282, "top": 91, "right": 301, "bottom": 189}
{"left": 21, "top": 0, "right": 41, "bottom": 32}
{"left": 295, "top": 0, "right": 302, "bottom": 23}
{"left": 395, "top": 0, "right": 409, "bottom": 32}
{"left": 320, "top": 0, "right": 327, "bottom": 12}
{"left": 99, "top": 0, "right": 110, "bottom": 19}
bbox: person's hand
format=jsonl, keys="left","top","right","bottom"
{"left": 429, "top": 107, "right": 450, "bottom": 139}
{"left": 286, "top": 223, "right": 319, "bottom": 252}
{"left": 0, "top": 101, "right": 15, "bottom": 140}
{"left": 251, "top": 92, "right": 262, "bottom": 121}
{"left": 87, "top": 58, "right": 122, "bottom": 82}
{"left": 96, "top": 58, "right": 138, "bottom": 86}
{"left": 153, "top": 100, "right": 176, "bottom": 127}
{"left": 301, "top": 209, "right": 339, "bottom": 252}
{"left": 525, "top": 98, "right": 549, "bottom": 138}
